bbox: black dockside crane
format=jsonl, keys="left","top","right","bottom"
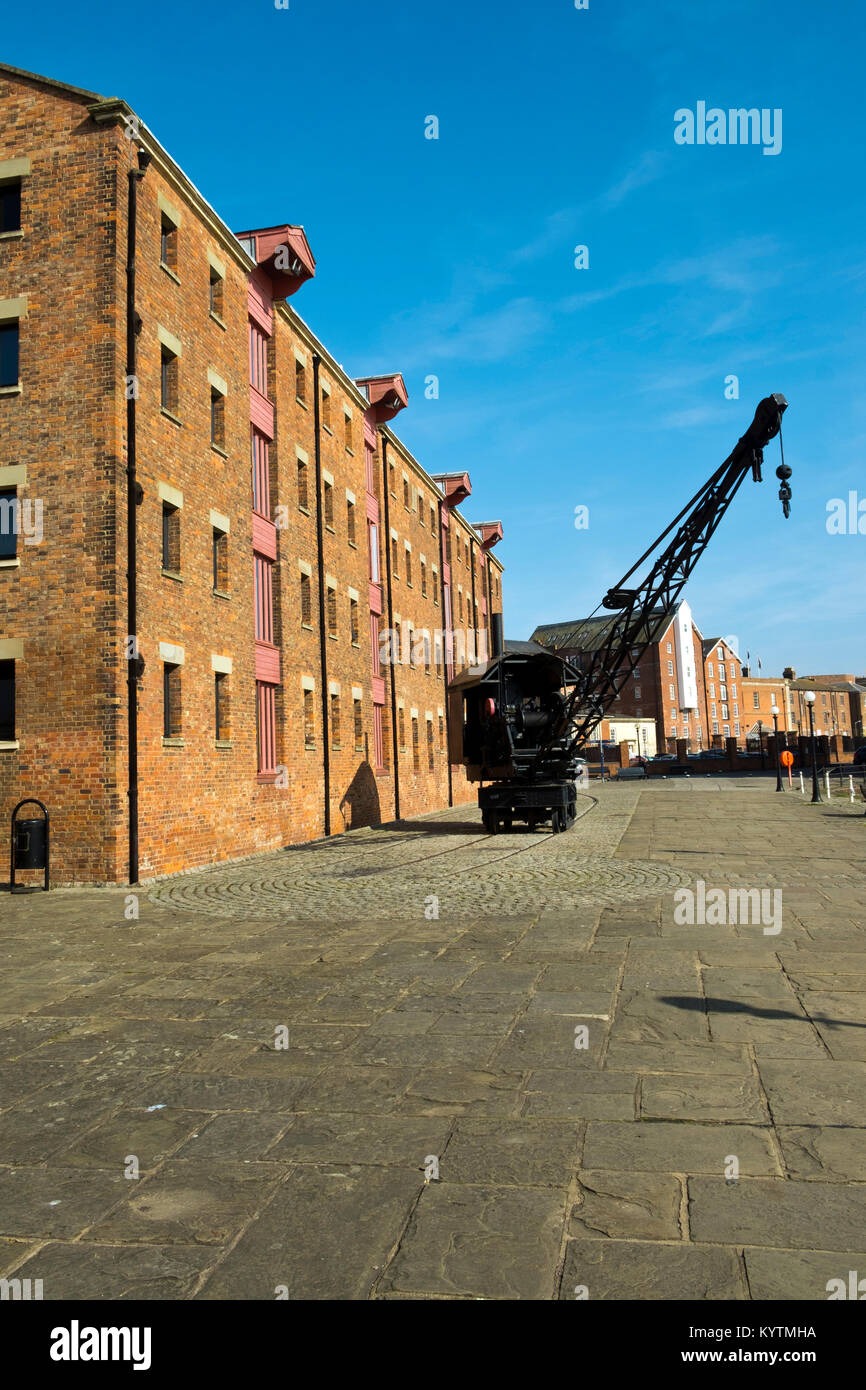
{"left": 456, "top": 394, "right": 792, "bottom": 833}
{"left": 545, "top": 392, "right": 791, "bottom": 760}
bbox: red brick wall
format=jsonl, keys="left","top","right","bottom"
{"left": 0, "top": 72, "right": 506, "bottom": 883}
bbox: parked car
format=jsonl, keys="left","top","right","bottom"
{"left": 651, "top": 753, "right": 677, "bottom": 761}
{"left": 698, "top": 749, "right": 726, "bottom": 759}
{"left": 853, "top": 746, "right": 866, "bottom": 766}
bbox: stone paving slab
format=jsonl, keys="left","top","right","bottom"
{"left": 2, "top": 777, "right": 865, "bottom": 1299}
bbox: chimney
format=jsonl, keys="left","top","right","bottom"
{"left": 782, "top": 667, "right": 796, "bottom": 680}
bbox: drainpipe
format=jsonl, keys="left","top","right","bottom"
{"left": 438, "top": 498, "right": 453, "bottom": 807}
{"left": 312, "top": 354, "right": 331, "bottom": 836}
{"left": 126, "top": 147, "right": 150, "bottom": 884}
{"left": 381, "top": 436, "right": 400, "bottom": 821}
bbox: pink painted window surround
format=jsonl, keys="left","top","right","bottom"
{"left": 256, "top": 681, "right": 277, "bottom": 774}
{"left": 370, "top": 613, "right": 380, "bottom": 676}
{"left": 249, "top": 320, "right": 268, "bottom": 396}
{"left": 251, "top": 428, "right": 270, "bottom": 518}
{"left": 373, "top": 703, "right": 384, "bottom": 771}
{"left": 254, "top": 553, "right": 274, "bottom": 644}
{"left": 365, "top": 443, "right": 375, "bottom": 493}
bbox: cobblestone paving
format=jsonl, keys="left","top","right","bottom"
{"left": 148, "top": 788, "right": 692, "bottom": 919}
{"left": 1, "top": 777, "right": 865, "bottom": 1301}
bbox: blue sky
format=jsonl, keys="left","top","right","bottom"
{"left": 5, "top": 0, "right": 865, "bottom": 674}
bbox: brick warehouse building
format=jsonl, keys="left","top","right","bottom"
{"left": 0, "top": 63, "right": 504, "bottom": 884}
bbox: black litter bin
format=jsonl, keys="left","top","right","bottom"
{"left": 10, "top": 799, "right": 49, "bottom": 891}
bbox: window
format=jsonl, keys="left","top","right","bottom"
{"left": 721, "top": 704, "right": 729, "bottom": 720}
{"left": 421, "top": 560, "right": 427, "bottom": 597}
{"left": 430, "top": 503, "right": 437, "bottom": 535}
{"left": 254, "top": 554, "right": 274, "bottom": 644}
{"left": 210, "top": 387, "right": 225, "bottom": 449}
{"left": 412, "top": 717, "right": 420, "bottom": 771}
{"left": 347, "top": 496, "right": 356, "bottom": 546}
{"left": 707, "top": 662, "right": 714, "bottom": 678}
{"left": 419, "top": 493, "right": 425, "bottom": 525}
{"left": 321, "top": 387, "right": 331, "bottom": 431}
{"left": 160, "top": 344, "right": 178, "bottom": 414}
{"left": 350, "top": 596, "right": 360, "bottom": 646}
{"left": 711, "top": 702, "right": 717, "bottom": 717}
{"left": 389, "top": 458, "right": 396, "bottom": 495}
{"left": 373, "top": 704, "right": 385, "bottom": 769}
{"left": 160, "top": 215, "right": 177, "bottom": 272}
{"left": 731, "top": 684, "right": 737, "bottom": 699}
{"left": 354, "top": 698, "right": 363, "bottom": 751}
{"left": 0, "top": 489, "right": 18, "bottom": 560}
{"left": 717, "top": 647, "right": 724, "bottom": 660}
{"left": 423, "top": 633, "right": 432, "bottom": 675}
{"left": 427, "top": 719, "right": 434, "bottom": 769}
{"left": 712, "top": 721, "right": 719, "bottom": 734}
{"left": 730, "top": 663, "right": 737, "bottom": 678}
{"left": 669, "top": 683, "right": 675, "bottom": 700}
{"left": 371, "top": 614, "right": 381, "bottom": 676}
{"left": 0, "top": 180, "right": 22, "bottom": 234}
{"left": 432, "top": 567, "right": 439, "bottom": 606}
{"left": 667, "top": 660, "right": 674, "bottom": 676}
{"left": 327, "top": 584, "right": 337, "bottom": 638}
{"left": 0, "top": 660, "right": 14, "bottom": 741}
{"left": 300, "top": 570, "right": 312, "bottom": 626}
{"left": 723, "top": 724, "right": 730, "bottom": 737}
{"left": 324, "top": 481, "right": 334, "bottom": 530}
{"left": 208, "top": 267, "right": 224, "bottom": 318}
{"left": 391, "top": 534, "right": 399, "bottom": 578}
{"left": 295, "top": 357, "right": 306, "bottom": 404}
{"left": 251, "top": 429, "right": 270, "bottom": 517}
{"left": 733, "top": 703, "right": 739, "bottom": 717}
{"left": 256, "top": 682, "right": 277, "bottom": 772}
{"left": 212, "top": 527, "right": 228, "bottom": 592}
{"left": 368, "top": 521, "right": 379, "bottom": 582}
{"left": 403, "top": 475, "right": 410, "bottom": 510}
{"left": 439, "top": 714, "right": 445, "bottom": 749}
{"left": 330, "top": 691, "right": 341, "bottom": 747}
{"left": 297, "top": 456, "right": 309, "bottom": 510}
{"left": 249, "top": 321, "right": 268, "bottom": 396}
{"left": 304, "top": 688, "right": 315, "bottom": 747}
{"left": 399, "top": 707, "right": 406, "bottom": 749}
{"left": 709, "top": 683, "right": 715, "bottom": 698}
{"left": 734, "top": 721, "right": 740, "bottom": 736}
{"left": 214, "top": 673, "right": 230, "bottom": 741}
{"left": 405, "top": 546, "right": 412, "bottom": 587}
{"left": 163, "top": 664, "right": 181, "bottom": 738}
{"left": 634, "top": 686, "right": 641, "bottom": 699}
{"left": 161, "top": 503, "right": 180, "bottom": 573}
{"left": 344, "top": 411, "right": 353, "bottom": 453}
{"left": 666, "top": 642, "right": 672, "bottom": 654}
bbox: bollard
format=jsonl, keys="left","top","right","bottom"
{"left": 825, "top": 771, "right": 831, "bottom": 800}
{"left": 850, "top": 775, "right": 856, "bottom": 804}
{"left": 799, "top": 771, "right": 805, "bottom": 795}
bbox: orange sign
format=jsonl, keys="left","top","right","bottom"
{"left": 780, "top": 750, "right": 794, "bottom": 767}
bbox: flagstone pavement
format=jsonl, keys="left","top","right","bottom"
{"left": 1, "top": 776, "right": 864, "bottom": 1300}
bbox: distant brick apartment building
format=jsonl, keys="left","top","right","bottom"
{"left": 0, "top": 63, "right": 504, "bottom": 884}
{"left": 531, "top": 599, "right": 708, "bottom": 755}
{"left": 532, "top": 604, "right": 865, "bottom": 755}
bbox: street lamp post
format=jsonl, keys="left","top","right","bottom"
{"left": 771, "top": 702, "right": 783, "bottom": 792}
{"left": 804, "top": 691, "right": 822, "bottom": 804}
